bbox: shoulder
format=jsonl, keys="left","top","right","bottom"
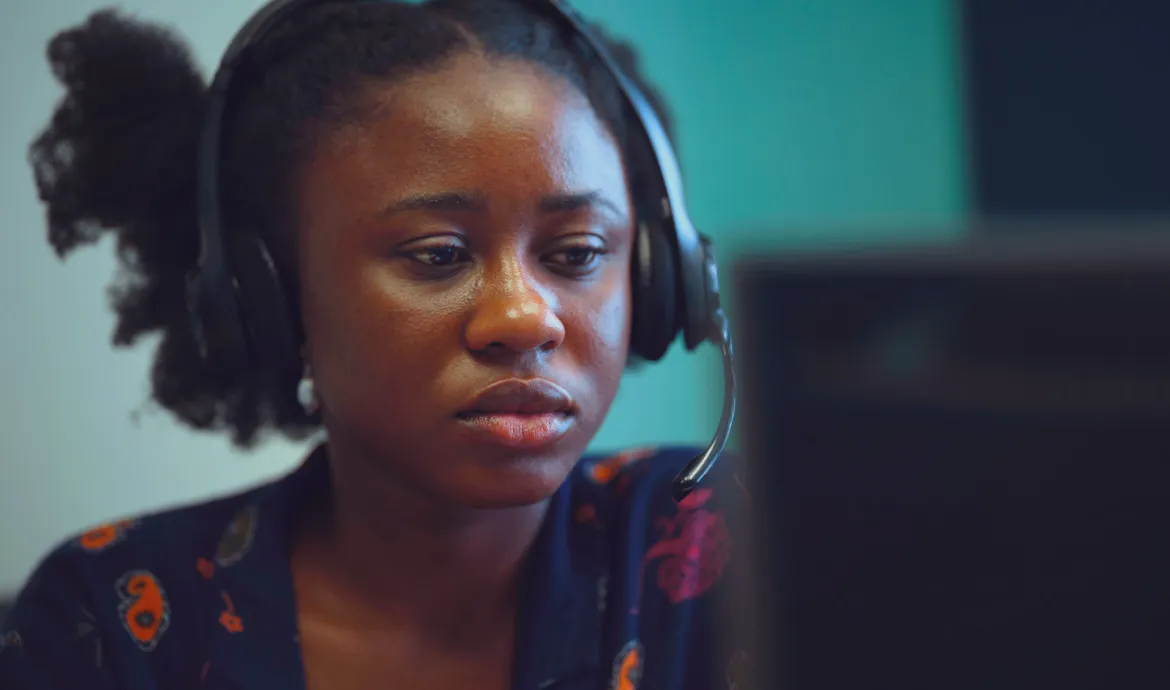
{"left": 568, "top": 447, "right": 755, "bottom": 687}
{"left": 24, "top": 482, "right": 262, "bottom": 603}
{"left": 0, "top": 480, "right": 269, "bottom": 686}
{"left": 573, "top": 445, "right": 749, "bottom": 526}
{"left": 570, "top": 445, "right": 750, "bottom": 601}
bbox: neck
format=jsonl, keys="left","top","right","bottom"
{"left": 293, "top": 439, "right": 549, "bottom": 647}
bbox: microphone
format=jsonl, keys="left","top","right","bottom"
{"left": 671, "top": 307, "right": 738, "bottom": 502}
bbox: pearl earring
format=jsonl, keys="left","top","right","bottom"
{"left": 297, "top": 362, "right": 319, "bottom": 415}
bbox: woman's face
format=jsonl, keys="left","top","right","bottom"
{"left": 294, "top": 52, "right": 633, "bottom": 509}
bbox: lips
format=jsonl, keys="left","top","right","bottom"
{"left": 456, "top": 379, "right": 577, "bottom": 449}
{"left": 458, "top": 378, "right": 575, "bottom": 417}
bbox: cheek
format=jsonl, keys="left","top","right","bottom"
{"left": 565, "top": 275, "right": 631, "bottom": 433}
{"left": 578, "top": 273, "right": 633, "bottom": 376}
{"left": 299, "top": 250, "right": 453, "bottom": 404}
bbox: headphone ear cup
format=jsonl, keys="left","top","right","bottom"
{"left": 630, "top": 221, "right": 679, "bottom": 362}
{"left": 186, "top": 261, "right": 250, "bottom": 374}
{"left": 229, "top": 234, "right": 302, "bottom": 386}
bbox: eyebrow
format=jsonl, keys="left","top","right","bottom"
{"left": 380, "top": 190, "right": 623, "bottom": 217}
{"left": 538, "top": 190, "right": 622, "bottom": 216}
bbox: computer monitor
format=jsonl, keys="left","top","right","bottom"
{"left": 734, "top": 234, "right": 1170, "bottom": 690}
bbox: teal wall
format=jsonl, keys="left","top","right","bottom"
{"left": 585, "top": 0, "right": 970, "bottom": 451}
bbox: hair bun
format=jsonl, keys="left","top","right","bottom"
{"left": 31, "top": 9, "right": 207, "bottom": 258}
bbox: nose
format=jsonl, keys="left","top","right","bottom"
{"left": 464, "top": 262, "right": 566, "bottom": 357}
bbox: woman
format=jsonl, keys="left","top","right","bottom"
{"left": 1, "top": 1, "right": 751, "bottom": 688}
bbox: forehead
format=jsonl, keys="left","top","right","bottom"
{"left": 301, "top": 52, "right": 628, "bottom": 216}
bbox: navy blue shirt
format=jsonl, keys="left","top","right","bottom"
{"left": 0, "top": 445, "right": 752, "bottom": 689}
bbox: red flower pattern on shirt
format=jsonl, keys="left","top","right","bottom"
{"left": 634, "top": 488, "right": 732, "bottom": 611}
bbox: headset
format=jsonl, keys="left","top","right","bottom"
{"left": 186, "top": 0, "right": 737, "bottom": 501}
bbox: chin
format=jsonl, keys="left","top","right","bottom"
{"left": 444, "top": 449, "right": 578, "bottom": 510}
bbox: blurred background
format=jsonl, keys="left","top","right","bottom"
{"left": 0, "top": 0, "right": 1164, "bottom": 613}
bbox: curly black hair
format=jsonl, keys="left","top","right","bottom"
{"left": 29, "top": 0, "right": 675, "bottom": 448}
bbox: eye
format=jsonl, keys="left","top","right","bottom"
{"left": 560, "top": 247, "right": 600, "bottom": 267}
{"left": 413, "top": 245, "right": 468, "bottom": 267}
{"left": 398, "top": 238, "right": 472, "bottom": 278}
{"left": 545, "top": 239, "right": 608, "bottom": 276}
